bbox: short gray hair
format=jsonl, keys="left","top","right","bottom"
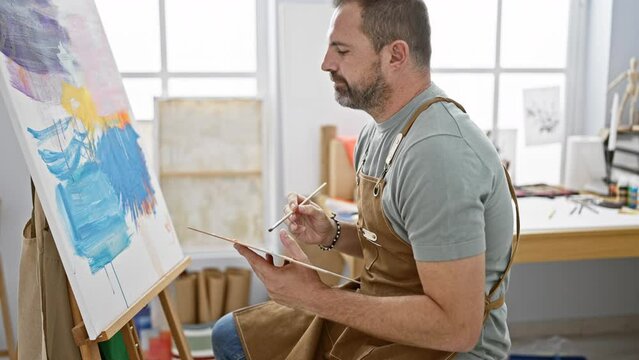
{"left": 333, "top": 0, "right": 431, "bottom": 68}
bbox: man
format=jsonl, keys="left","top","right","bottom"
{"left": 212, "top": 0, "right": 518, "bottom": 359}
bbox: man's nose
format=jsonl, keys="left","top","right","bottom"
{"left": 321, "top": 50, "right": 336, "bottom": 73}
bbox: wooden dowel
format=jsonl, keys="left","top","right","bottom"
{"left": 159, "top": 290, "right": 193, "bottom": 360}
{"left": 188, "top": 227, "right": 360, "bottom": 285}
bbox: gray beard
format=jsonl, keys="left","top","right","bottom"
{"left": 334, "top": 69, "right": 389, "bottom": 114}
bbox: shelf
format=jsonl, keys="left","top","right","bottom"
{"left": 615, "top": 146, "right": 639, "bottom": 156}
{"left": 612, "top": 164, "right": 639, "bottom": 175}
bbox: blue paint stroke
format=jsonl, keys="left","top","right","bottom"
{"left": 56, "top": 162, "right": 131, "bottom": 274}
{"left": 36, "top": 132, "right": 85, "bottom": 181}
{"left": 29, "top": 119, "right": 132, "bottom": 274}
{"left": 28, "top": 119, "right": 157, "bottom": 273}
{"left": 95, "top": 124, "right": 156, "bottom": 223}
{"left": 27, "top": 117, "right": 71, "bottom": 141}
{"left": 0, "top": 0, "right": 71, "bottom": 75}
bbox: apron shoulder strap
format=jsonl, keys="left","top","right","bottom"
{"left": 400, "top": 96, "right": 467, "bottom": 137}
{"left": 383, "top": 96, "right": 466, "bottom": 174}
{"left": 487, "top": 166, "right": 520, "bottom": 299}
{"left": 390, "top": 95, "right": 519, "bottom": 313}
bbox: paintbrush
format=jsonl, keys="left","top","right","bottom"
{"left": 267, "top": 182, "right": 327, "bottom": 232}
{"left": 187, "top": 226, "right": 360, "bottom": 284}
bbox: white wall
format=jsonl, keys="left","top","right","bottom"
{"left": 508, "top": 260, "right": 639, "bottom": 323}
{"left": 581, "top": 0, "right": 613, "bottom": 135}
{"left": 0, "top": 93, "right": 31, "bottom": 351}
{"left": 607, "top": 0, "right": 639, "bottom": 127}
{"left": 278, "top": 1, "right": 369, "bottom": 197}
{"left": 583, "top": 0, "right": 639, "bottom": 135}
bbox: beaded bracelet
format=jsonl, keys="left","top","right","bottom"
{"left": 318, "top": 212, "right": 341, "bottom": 251}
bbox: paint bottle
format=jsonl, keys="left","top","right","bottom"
{"left": 608, "top": 180, "right": 618, "bottom": 198}
{"left": 617, "top": 177, "right": 629, "bottom": 205}
{"left": 629, "top": 176, "right": 639, "bottom": 209}
{"left": 608, "top": 180, "right": 617, "bottom": 198}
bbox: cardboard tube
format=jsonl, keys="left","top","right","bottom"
{"left": 205, "top": 269, "right": 226, "bottom": 321}
{"left": 224, "top": 267, "right": 251, "bottom": 313}
{"left": 197, "top": 270, "right": 211, "bottom": 323}
{"left": 174, "top": 272, "right": 198, "bottom": 324}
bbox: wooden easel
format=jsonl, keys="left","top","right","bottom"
{"left": 0, "top": 255, "right": 17, "bottom": 360}
{"left": 67, "top": 259, "right": 193, "bottom": 360}
{"left": 30, "top": 189, "right": 193, "bottom": 360}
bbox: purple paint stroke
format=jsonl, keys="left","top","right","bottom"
{"left": 63, "top": 3, "right": 129, "bottom": 116}
{"left": 0, "top": 0, "right": 71, "bottom": 75}
{"left": 6, "top": 59, "right": 64, "bottom": 103}
{"left": 33, "top": 0, "right": 55, "bottom": 6}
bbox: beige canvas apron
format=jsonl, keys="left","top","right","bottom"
{"left": 234, "top": 97, "right": 520, "bottom": 360}
{"left": 18, "top": 188, "right": 81, "bottom": 360}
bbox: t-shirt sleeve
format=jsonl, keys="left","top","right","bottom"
{"left": 390, "top": 135, "right": 493, "bottom": 261}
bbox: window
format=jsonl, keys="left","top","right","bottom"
{"left": 95, "top": 0, "right": 258, "bottom": 122}
{"left": 95, "top": 0, "right": 265, "bottom": 253}
{"left": 428, "top": 0, "right": 576, "bottom": 185}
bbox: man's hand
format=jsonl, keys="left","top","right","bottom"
{"left": 285, "top": 193, "right": 336, "bottom": 247}
{"left": 234, "top": 230, "right": 329, "bottom": 309}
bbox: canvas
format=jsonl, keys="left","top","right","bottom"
{"left": 156, "top": 98, "right": 263, "bottom": 252}
{"left": 0, "top": 0, "right": 184, "bottom": 339}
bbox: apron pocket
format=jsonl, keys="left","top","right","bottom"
{"left": 330, "top": 327, "right": 389, "bottom": 360}
{"left": 330, "top": 324, "right": 454, "bottom": 360}
{"left": 362, "top": 343, "right": 453, "bottom": 360}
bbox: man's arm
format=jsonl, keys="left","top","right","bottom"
{"left": 236, "top": 235, "right": 486, "bottom": 353}
{"left": 308, "top": 254, "right": 486, "bottom": 352}
{"left": 320, "top": 221, "right": 362, "bottom": 258}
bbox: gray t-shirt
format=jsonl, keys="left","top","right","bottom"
{"left": 354, "top": 83, "right": 514, "bottom": 359}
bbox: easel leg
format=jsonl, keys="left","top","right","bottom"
{"left": 159, "top": 290, "right": 192, "bottom": 360}
{"left": 0, "top": 257, "right": 16, "bottom": 360}
{"left": 121, "top": 320, "right": 143, "bottom": 360}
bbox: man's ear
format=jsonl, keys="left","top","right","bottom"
{"left": 387, "top": 40, "right": 410, "bottom": 70}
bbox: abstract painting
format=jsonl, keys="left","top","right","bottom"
{"left": 0, "top": 0, "right": 184, "bottom": 339}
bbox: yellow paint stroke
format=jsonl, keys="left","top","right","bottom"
{"left": 61, "top": 83, "right": 131, "bottom": 140}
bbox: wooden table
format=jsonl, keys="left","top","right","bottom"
{"left": 515, "top": 197, "right": 639, "bottom": 263}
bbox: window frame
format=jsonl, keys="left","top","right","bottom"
{"left": 116, "top": 0, "right": 261, "bottom": 121}
{"left": 101, "top": 0, "right": 278, "bottom": 254}
{"left": 430, "top": 0, "right": 587, "bottom": 184}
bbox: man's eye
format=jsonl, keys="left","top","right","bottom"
{"left": 337, "top": 50, "right": 349, "bottom": 55}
